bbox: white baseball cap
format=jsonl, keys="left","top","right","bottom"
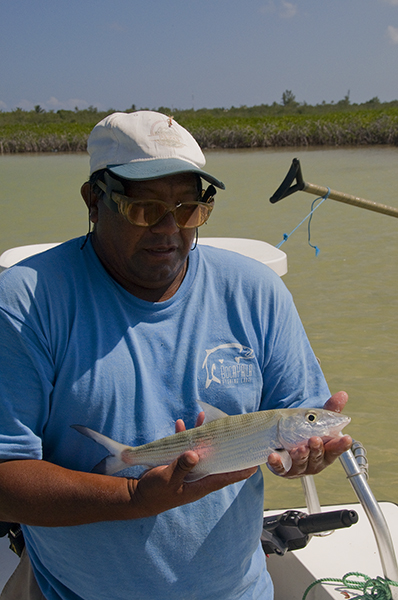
{"left": 87, "top": 111, "right": 225, "bottom": 189}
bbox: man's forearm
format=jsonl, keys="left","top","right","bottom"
{"left": 0, "top": 459, "right": 135, "bottom": 526}
{"left": 0, "top": 456, "right": 257, "bottom": 527}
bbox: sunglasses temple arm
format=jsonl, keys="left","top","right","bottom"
{"left": 202, "top": 185, "right": 216, "bottom": 203}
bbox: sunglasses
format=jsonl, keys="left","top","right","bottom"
{"left": 96, "top": 180, "right": 215, "bottom": 229}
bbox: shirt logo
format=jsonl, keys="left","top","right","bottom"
{"left": 202, "top": 343, "right": 255, "bottom": 389}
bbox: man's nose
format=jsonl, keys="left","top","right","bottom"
{"left": 149, "top": 208, "right": 180, "bottom": 233}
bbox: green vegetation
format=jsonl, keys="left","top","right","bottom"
{"left": 1, "top": 93, "right": 398, "bottom": 152}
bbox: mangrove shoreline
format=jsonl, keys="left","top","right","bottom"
{"left": 2, "top": 101, "right": 398, "bottom": 153}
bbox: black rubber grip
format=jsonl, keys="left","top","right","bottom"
{"left": 297, "top": 509, "right": 358, "bottom": 534}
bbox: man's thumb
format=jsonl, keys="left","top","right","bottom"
{"left": 175, "top": 451, "right": 199, "bottom": 475}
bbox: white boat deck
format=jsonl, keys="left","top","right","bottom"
{"left": 267, "top": 501, "right": 398, "bottom": 600}
{"left": 0, "top": 238, "right": 288, "bottom": 276}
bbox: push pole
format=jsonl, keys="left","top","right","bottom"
{"left": 270, "top": 158, "right": 398, "bottom": 219}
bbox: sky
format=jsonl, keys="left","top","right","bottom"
{"left": 1, "top": 0, "right": 398, "bottom": 113}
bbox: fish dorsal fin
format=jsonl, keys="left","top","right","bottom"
{"left": 197, "top": 401, "right": 228, "bottom": 423}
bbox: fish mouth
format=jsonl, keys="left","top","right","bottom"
{"left": 326, "top": 413, "right": 351, "bottom": 434}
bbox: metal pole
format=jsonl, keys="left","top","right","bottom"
{"left": 339, "top": 449, "right": 398, "bottom": 588}
{"left": 301, "top": 476, "right": 322, "bottom": 514}
{"left": 303, "top": 182, "right": 398, "bottom": 219}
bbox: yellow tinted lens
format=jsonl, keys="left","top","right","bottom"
{"left": 117, "top": 197, "right": 213, "bottom": 228}
{"left": 126, "top": 201, "right": 168, "bottom": 226}
{"left": 175, "top": 203, "right": 213, "bottom": 228}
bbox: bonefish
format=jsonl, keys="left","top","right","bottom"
{"left": 72, "top": 401, "right": 350, "bottom": 482}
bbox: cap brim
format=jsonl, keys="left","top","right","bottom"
{"left": 107, "top": 158, "right": 225, "bottom": 190}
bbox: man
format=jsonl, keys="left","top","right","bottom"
{"left": 0, "top": 111, "right": 351, "bottom": 600}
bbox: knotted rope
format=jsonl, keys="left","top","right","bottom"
{"left": 302, "top": 571, "right": 398, "bottom": 599}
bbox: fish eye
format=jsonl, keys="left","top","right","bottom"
{"left": 306, "top": 411, "right": 318, "bottom": 423}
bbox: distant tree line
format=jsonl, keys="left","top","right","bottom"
{"left": 1, "top": 92, "right": 398, "bottom": 152}
{"left": 3, "top": 91, "right": 397, "bottom": 122}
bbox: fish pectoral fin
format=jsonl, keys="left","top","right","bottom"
{"left": 196, "top": 401, "right": 228, "bottom": 423}
{"left": 268, "top": 449, "right": 292, "bottom": 473}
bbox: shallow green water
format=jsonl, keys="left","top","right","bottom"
{"left": 0, "top": 147, "right": 397, "bottom": 509}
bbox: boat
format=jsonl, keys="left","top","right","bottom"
{"left": 1, "top": 235, "right": 397, "bottom": 599}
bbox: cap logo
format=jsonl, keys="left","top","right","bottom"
{"left": 149, "top": 119, "right": 186, "bottom": 149}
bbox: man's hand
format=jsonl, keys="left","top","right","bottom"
{"left": 267, "top": 391, "right": 352, "bottom": 478}
{"left": 127, "top": 451, "right": 257, "bottom": 518}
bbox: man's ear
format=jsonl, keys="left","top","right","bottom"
{"left": 81, "top": 182, "right": 99, "bottom": 223}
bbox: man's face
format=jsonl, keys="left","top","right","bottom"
{"left": 87, "top": 173, "right": 199, "bottom": 301}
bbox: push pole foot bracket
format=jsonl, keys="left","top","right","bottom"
{"left": 270, "top": 158, "right": 398, "bottom": 219}
{"left": 270, "top": 158, "right": 305, "bottom": 203}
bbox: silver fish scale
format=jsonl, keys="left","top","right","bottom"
{"left": 124, "top": 410, "right": 282, "bottom": 473}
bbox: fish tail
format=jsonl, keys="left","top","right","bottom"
{"left": 71, "top": 425, "right": 130, "bottom": 475}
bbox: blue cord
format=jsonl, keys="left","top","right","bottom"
{"left": 276, "top": 188, "right": 331, "bottom": 255}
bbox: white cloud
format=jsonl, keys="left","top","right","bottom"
{"left": 46, "top": 96, "right": 63, "bottom": 109}
{"left": 45, "top": 97, "right": 90, "bottom": 111}
{"left": 9, "top": 97, "right": 93, "bottom": 112}
{"left": 260, "top": 1, "right": 297, "bottom": 18}
{"left": 381, "top": 0, "right": 398, "bottom": 5}
{"left": 280, "top": 1, "right": 297, "bottom": 18}
{"left": 15, "top": 99, "right": 36, "bottom": 111}
{"left": 0, "top": 100, "right": 8, "bottom": 111}
{"left": 387, "top": 25, "right": 398, "bottom": 43}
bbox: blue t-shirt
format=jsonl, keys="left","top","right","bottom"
{"left": 0, "top": 237, "right": 330, "bottom": 600}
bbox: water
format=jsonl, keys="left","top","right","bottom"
{"left": 0, "top": 147, "right": 397, "bottom": 510}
